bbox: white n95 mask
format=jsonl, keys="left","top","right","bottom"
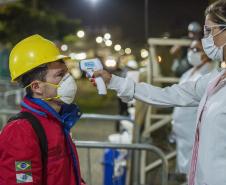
{"left": 57, "top": 73, "right": 77, "bottom": 104}
{"left": 43, "top": 73, "right": 77, "bottom": 104}
{"left": 187, "top": 50, "right": 202, "bottom": 66}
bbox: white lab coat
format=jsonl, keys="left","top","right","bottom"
{"left": 172, "top": 63, "right": 214, "bottom": 174}
{"left": 108, "top": 68, "right": 226, "bottom": 185}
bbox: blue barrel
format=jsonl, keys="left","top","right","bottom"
{"left": 103, "top": 149, "right": 127, "bottom": 185}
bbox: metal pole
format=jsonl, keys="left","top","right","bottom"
{"left": 74, "top": 141, "right": 168, "bottom": 185}
{"left": 87, "top": 148, "right": 92, "bottom": 185}
{"left": 144, "top": 0, "right": 149, "bottom": 41}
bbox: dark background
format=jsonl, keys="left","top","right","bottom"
{"left": 49, "top": 0, "right": 209, "bottom": 45}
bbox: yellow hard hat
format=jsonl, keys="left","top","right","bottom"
{"left": 9, "top": 34, "right": 69, "bottom": 81}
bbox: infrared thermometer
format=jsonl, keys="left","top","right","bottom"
{"left": 80, "top": 58, "right": 107, "bottom": 95}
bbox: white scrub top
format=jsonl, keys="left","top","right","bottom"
{"left": 172, "top": 63, "right": 213, "bottom": 174}
{"left": 108, "top": 68, "right": 226, "bottom": 185}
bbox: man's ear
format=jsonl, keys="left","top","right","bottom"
{"left": 30, "top": 80, "right": 43, "bottom": 95}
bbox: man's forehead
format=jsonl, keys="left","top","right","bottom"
{"left": 47, "top": 60, "right": 67, "bottom": 70}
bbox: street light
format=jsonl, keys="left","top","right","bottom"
{"left": 125, "top": 48, "right": 132, "bottom": 55}
{"left": 96, "top": 36, "right": 103, "bottom": 43}
{"left": 61, "top": 44, "right": 68, "bottom": 52}
{"left": 105, "top": 58, "right": 117, "bottom": 68}
{"left": 114, "top": 44, "right": 121, "bottom": 51}
{"left": 104, "top": 33, "right": 111, "bottom": 40}
{"left": 105, "top": 40, "right": 112, "bottom": 47}
{"left": 77, "top": 30, "right": 85, "bottom": 38}
{"left": 141, "top": 49, "right": 149, "bottom": 58}
{"left": 86, "top": 0, "right": 100, "bottom": 5}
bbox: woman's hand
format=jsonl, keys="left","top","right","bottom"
{"left": 92, "top": 70, "right": 112, "bottom": 84}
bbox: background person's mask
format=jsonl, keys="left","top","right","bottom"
{"left": 187, "top": 50, "right": 202, "bottom": 66}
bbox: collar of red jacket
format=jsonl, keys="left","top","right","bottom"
{"left": 21, "top": 96, "right": 82, "bottom": 131}
{"left": 21, "top": 96, "right": 60, "bottom": 120}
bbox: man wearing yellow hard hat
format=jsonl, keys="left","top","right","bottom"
{"left": 0, "top": 34, "right": 86, "bottom": 185}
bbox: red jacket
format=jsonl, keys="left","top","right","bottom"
{"left": 0, "top": 97, "right": 85, "bottom": 185}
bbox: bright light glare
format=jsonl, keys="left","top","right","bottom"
{"left": 114, "top": 44, "right": 121, "bottom": 51}
{"left": 77, "top": 30, "right": 85, "bottom": 38}
{"left": 88, "top": 0, "right": 99, "bottom": 4}
{"left": 69, "top": 52, "right": 87, "bottom": 60}
{"left": 125, "top": 48, "right": 131, "bottom": 54}
{"left": 69, "top": 53, "right": 76, "bottom": 60}
{"left": 104, "top": 33, "right": 111, "bottom": 40}
{"left": 105, "top": 40, "right": 112, "bottom": 47}
{"left": 96, "top": 36, "right": 103, "bottom": 43}
{"left": 105, "top": 59, "right": 117, "bottom": 68}
{"left": 61, "top": 44, "right": 68, "bottom": 51}
{"left": 157, "top": 56, "right": 162, "bottom": 63}
{"left": 141, "top": 49, "right": 149, "bottom": 58}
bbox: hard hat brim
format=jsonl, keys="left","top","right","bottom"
{"left": 11, "top": 55, "right": 71, "bottom": 82}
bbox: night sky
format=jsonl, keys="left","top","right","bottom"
{"left": 49, "top": 0, "right": 209, "bottom": 47}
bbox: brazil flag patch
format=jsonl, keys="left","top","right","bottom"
{"left": 16, "top": 172, "right": 33, "bottom": 183}
{"left": 15, "top": 161, "right": 31, "bottom": 171}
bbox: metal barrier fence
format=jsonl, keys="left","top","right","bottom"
{"left": 79, "top": 114, "right": 168, "bottom": 185}
{"left": 74, "top": 140, "right": 168, "bottom": 185}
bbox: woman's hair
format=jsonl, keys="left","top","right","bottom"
{"left": 205, "top": 0, "right": 226, "bottom": 24}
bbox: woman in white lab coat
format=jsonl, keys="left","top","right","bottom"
{"left": 172, "top": 40, "right": 214, "bottom": 175}
{"left": 92, "top": 1, "right": 226, "bottom": 184}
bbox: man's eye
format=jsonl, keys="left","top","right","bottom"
{"left": 57, "top": 73, "right": 64, "bottom": 77}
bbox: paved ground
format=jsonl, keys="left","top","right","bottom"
{"left": 73, "top": 118, "right": 185, "bottom": 185}
{"left": 72, "top": 119, "right": 117, "bottom": 185}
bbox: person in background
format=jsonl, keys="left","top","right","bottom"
{"left": 170, "top": 21, "right": 202, "bottom": 77}
{"left": 171, "top": 40, "right": 214, "bottom": 179}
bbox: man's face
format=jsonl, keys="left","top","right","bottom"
{"left": 32, "top": 61, "right": 68, "bottom": 102}
{"left": 43, "top": 61, "right": 68, "bottom": 100}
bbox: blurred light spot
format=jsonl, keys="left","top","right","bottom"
{"left": 157, "top": 56, "right": 162, "bottom": 63}
{"left": 104, "top": 33, "right": 111, "bottom": 40}
{"left": 77, "top": 30, "right": 85, "bottom": 38}
{"left": 141, "top": 49, "right": 149, "bottom": 58}
{"left": 114, "top": 44, "right": 121, "bottom": 51}
{"left": 105, "top": 40, "right": 112, "bottom": 47}
{"left": 125, "top": 48, "right": 131, "bottom": 54}
{"left": 96, "top": 36, "right": 103, "bottom": 43}
{"left": 105, "top": 58, "right": 117, "bottom": 68}
{"left": 61, "top": 44, "right": 68, "bottom": 51}
{"left": 69, "top": 52, "right": 87, "bottom": 60}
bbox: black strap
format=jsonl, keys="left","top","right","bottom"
{"left": 8, "top": 111, "right": 47, "bottom": 185}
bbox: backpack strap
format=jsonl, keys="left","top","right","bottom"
{"left": 8, "top": 111, "right": 48, "bottom": 184}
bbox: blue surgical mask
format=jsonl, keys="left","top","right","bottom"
{"left": 201, "top": 28, "right": 226, "bottom": 61}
